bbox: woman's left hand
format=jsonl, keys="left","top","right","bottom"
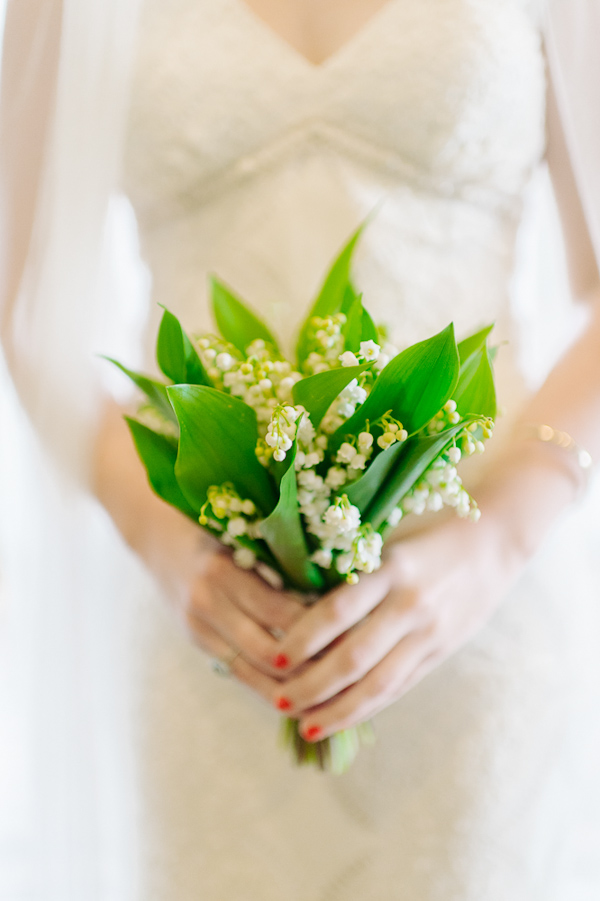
{"left": 271, "top": 452, "right": 573, "bottom": 740}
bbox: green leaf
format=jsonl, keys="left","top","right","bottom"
{"left": 343, "top": 296, "right": 365, "bottom": 352}
{"left": 156, "top": 307, "right": 211, "bottom": 386}
{"left": 340, "top": 279, "right": 360, "bottom": 315}
{"left": 342, "top": 295, "right": 378, "bottom": 352}
{"left": 168, "top": 385, "right": 276, "bottom": 514}
{"left": 157, "top": 308, "right": 186, "bottom": 383}
{"left": 125, "top": 417, "right": 197, "bottom": 519}
{"left": 260, "top": 437, "right": 325, "bottom": 592}
{"left": 366, "top": 422, "right": 474, "bottom": 529}
{"left": 210, "top": 276, "right": 280, "bottom": 355}
{"left": 342, "top": 294, "right": 379, "bottom": 353}
{"left": 454, "top": 324, "right": 497, "bottom": 419}
{"left": 330, "top": 324, "right": 460, "bottom": 452}
{"left": 454, "top": 344, "right": 496, "bottom": 419}
{"left": 344, "top": 440, "right": 406, "bottom": 514}
{"left": 360, "top": 306, "right": 379, "bottom": 344}
{"left": 291, "top": 363, "right": 371, "bottom": 428}
{"left": 296, "top": 223, "right": 365, "bottom": 365}
{"left": 457, "top": 324, "right": 494, "bottom": 365}
{"left": 103, "top": 358, "right": 176, "bottom": 423}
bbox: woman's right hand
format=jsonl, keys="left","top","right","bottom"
{"left": 93, "top": 400, "right": 306, "bottom": 704}
{"left": 169, "top": 539, "right": 307, "bottom": 701}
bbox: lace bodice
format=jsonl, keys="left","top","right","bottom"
{"left": 125, "top": 0, "right": 546, "bottom": 225}
{"left": 123, "top": 0, "right": 546, "bottom": 364}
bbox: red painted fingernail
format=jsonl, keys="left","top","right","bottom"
{"left": 275, "top": 696, "right": 292, "bottom": 711}
{"left": 303, "top": 725, "right": 322, "bottom": 741}
{"left": 273, "top": 653, "right": 289, "bottom": 669}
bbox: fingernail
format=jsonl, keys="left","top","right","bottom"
{"left": 273, "top": 653, "right": 289, "bottom": 669}
{"left": 303, "top": 725, "right": 322, "bottom": 741}
{"left": 275, "top": 696, "right": 292, "bottom": 711}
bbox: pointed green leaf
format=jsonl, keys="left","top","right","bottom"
{"left": 341, "top": 279, "right": 360, "bottom": 315}
{"left": 125, "top": 417, "right": 197, "bottom": 519}
{"left": 168, "top": 385, "right": 276, "bottom": 514}
{"left": 331, "top": 324, "right": 460, "bottom": 453}
{"left": 366, "top": 422, "right": 475, "bottom": 529}
{"left": 291, "top": 363, "right": 371, "bottom": 428}
{"left": 156, "top": 307, "right": 211, "bottom": 386}
{"left": 454, "top": 344, "right": 496, "bottom": 419}
{"left": 360, "top": 306, "right": 379, "bottom": 344}
{"left": 344, "top": 440, "right": 406, "bottom": 513}
{"left": 308, "top": 224, "right": 364, "bottom": 320}
{"left": 103, "top": 358, "right": 176, "bottom": 423}
{"left": 457, "top": 324, "right": 494, "bottom": 365}
{"left": 260, "top": 438, "right": 325, "bottom": 592}
{"left": 183, "top": 332, "right": 212, "bottom": 385}
{"left": 157, "top": 308, "right": 186, "bottom": 383}
{"left": 343, "top": 296, "right": 365, "bottom": 352}
{"left": 210, "top": 276, "right": 280, "bottom": 355}
{"left": 343, "top": 296, "right": 379, "bottom": 352}
{"left": 296, "top": 223, "right": 365, "bottom": 365}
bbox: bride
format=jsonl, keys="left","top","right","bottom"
{"left": 2, "top": 0, "right": 600, "bottom": 898}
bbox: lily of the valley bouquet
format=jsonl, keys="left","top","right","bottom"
{"left": 108, "top": 225, "right": 497, "bottom": 774}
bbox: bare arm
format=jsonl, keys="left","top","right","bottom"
{"left": 272, "top": 74, "right": 600, "bottom": 740}
{"left": 0, "top": 4, "right": 303, "bottom": 702}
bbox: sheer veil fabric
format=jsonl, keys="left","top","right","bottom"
{"left": 1, "top": 0, "right": 600, "bottom": 897}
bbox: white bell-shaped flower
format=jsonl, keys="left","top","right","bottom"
{"left": 359, "top": 340, "right": 381, "bottom": 361}
{"left": 339, "top": 351, "right": 360, "bottom": 367}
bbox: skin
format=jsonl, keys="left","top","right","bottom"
{"left": 2, "top": 1, "right": 600, "bottom": 741}
{"left": 240, "top": 0, "right": 393, "bottom": 66}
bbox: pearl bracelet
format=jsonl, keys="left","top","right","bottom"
{"left": 523, "top": 423, "right": 593, "bottom": 499}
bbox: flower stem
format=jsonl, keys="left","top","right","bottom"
{"left": 279, "top": 717, "right": 375, "bottom": 774}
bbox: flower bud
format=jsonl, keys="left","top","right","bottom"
{"left": 337, "top": 442, "right": 357, "bottom": 464}
{"left": 448, "top": 446, "right": 462, "bottom": 464}
{"left": 387, "top": 507, "right": 403, "bottom": 527}
{"left": 349, "top": 453, "right": 367, "bottom": 470}
{"left": 233, "top": 547, "right": 256, "bottom": 569}
{"left": 227, "top": 517, "right": 247, "bottom": 537}
{"left": 215, "top": 352, "right": 234, "bottom": 371}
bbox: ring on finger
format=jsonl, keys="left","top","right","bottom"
{"left": 210, "top": 648, "right": 241, "bottom": 677}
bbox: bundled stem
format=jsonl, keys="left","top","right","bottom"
{"left": 279, "top": 716, "right": 375, "bottom": 775}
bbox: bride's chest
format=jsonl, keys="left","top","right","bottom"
{"left": 124, "top": 0, "right": 547, "bottom": 222}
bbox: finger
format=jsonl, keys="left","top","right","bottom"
{"left": 184, "top": 613, "right": 284, "bottom": 704}
{"left": 273, "top": 592, "right": 420, "bottom": 713}
{"left": 190, "top": 577, "right": 289, "bottom": 676}
{"left": 208, "top": 553, "right": 305, "bottom": 634}
{"left": 296, "top": 630, "right": 433, "bottom": 739}
{"left": 274, "top": 566, "right": 393, "bottom": 671}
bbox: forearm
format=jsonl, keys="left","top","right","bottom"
{"left": 91, "top": 399, "right": 215, "bottom": 592}
{"left": 516, "top": 287, "right": 600, "bottom": 457}
{"left": 478, "top": 288, "right": 600, "bottom": 559}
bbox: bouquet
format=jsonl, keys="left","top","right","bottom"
{"left": 107, "top": 224, "right": 496, "bottom": 774}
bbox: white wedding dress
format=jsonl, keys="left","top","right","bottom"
{"left": 2, "top": 1, "right": 600, "bottom": 899}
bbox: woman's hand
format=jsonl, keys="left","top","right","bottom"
{"left": 93, "top": 400, "right": 306, "bottom": 705}
{"left": 168, "top": 538, "right": 307, "bottom": 702}
{"left": 272, "top": 448, "right": 579, "bottom": 740}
